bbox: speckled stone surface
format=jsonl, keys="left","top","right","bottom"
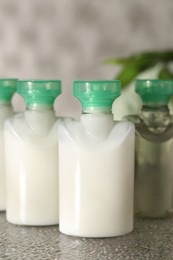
{"left": 0, "top": 213, "right": 173, "bottom": 260}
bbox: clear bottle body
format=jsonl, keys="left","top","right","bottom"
{"left": 126, "top": 105, "right": 173, "bottom": 218}
{"left": 4, "top": 106, "right": 59, "bottom": 225}
{"left": 0, "top": 103, "right": 13, "bottom": 211}
{"left": 59, "top": 112, "right": 135, "bottom": 237}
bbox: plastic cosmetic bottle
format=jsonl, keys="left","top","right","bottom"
{"left": 5, "top": 80, "right": 61, "bottom": 225}
{"left": 126, "top": 79, "right": 173, "bottom": 218}
{"left": 0, "top": 78, "right": 17, "bottom": 211}
{"left": 59, "top": 80, "right": 135, "bottom": 237}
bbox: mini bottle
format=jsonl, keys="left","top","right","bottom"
{"left": 126, "top": 79, "right": 173, "bottom": 218}
{"left": 58, "top": 80, "right": 135, "bottom": 237}
{"left": 5, "top": 80, "right": 61, "bottom": 225}
{"left": 0, "top": 78, "right": 17, "bottom": 211}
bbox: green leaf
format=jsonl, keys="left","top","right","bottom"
{"left": 106, "top": 50, "right": 173, "bottom": 88}
{"left": 116, "top": 61, "right": 158, "bottom": 87}
{"left": 158, "top": 66, "right": 173, "bottom": 79}
{"left": 105, "top": 50, "right": 173, "bottom": 70}
{"left": 116, "top": 66, "right": 140, "bottom": 87}
{"left": 130, "top": 50, "right": 173, "bottom": 63}
{"left": 105, "top": 57, "right": 135, "bottom": 65}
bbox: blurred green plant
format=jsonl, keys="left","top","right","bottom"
{"left": 105, "top": 50, "right": 173, "bottom": 88}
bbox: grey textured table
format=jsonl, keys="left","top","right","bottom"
{"left": 0, "top": 212, "right": 173, "bottom": 260}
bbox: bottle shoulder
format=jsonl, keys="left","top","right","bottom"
{"left": 5, "top": 112, "right": 25, "bottom": 129}
{"left": 58, "top": 117, "right": 134, "bottom": 146}
{"left": 59, "top": 117, "right": 134, "bottom": 131}
{"left": 125, "top": 114, "right": 173, "bottom": 142}
{"left": 0, "top": 106, "right": 13, "bottom": 126}
{"left": 124, "top": 114, "right": 141, "bottom": 124}
{"left": 5, "top": 111, "right": 58, "bottom": 142}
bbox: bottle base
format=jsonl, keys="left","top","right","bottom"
{"left": 59, "top": 226, "right": 133, "bottom": 238}
{"left": 135, "top": 210, "right": 173, "bottom": 219}
{"left": 7, "top": 217, "right": 59, "bottom": 227}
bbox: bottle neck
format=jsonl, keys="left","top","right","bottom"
{"left": 26, "top": 103, "right": 53, "bottom": 111}
{"left": 82, "top": 106, "right": 112, "bottom": 115}
{"left": 81, "top": 110, "right": 113, "bottom": 142}
{"left": 140, "top": 104, "right": 171, "bottom": 132}
{"left": 24, "top": 103, "right": 55, "bottom": 135}
{"left": 141, "top": 104, "right": 170, "bottom": 117}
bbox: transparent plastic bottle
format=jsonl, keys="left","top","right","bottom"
{"left": 59, "top": 80, "right": 135, "bottom": 237}
{"left": 0, "top": 78, "right": 17, "bottom": 211}
{"left": 126, "top": 79, "right": 173, "bottom": 218}
{"left": 5, "top": 80, "right": 61, "bottom": 225}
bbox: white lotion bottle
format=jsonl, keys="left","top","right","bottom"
{"left": 5, "top": 80, "right": 61, "bottom": 225}
{"left": 59, "top": 80, "right": 135, "bottom": 237}
{"left": 0, "top": 78, "right": 17, "bottom": 211}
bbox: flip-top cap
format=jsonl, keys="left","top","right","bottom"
{"left": 135, "top": 79, "right": 173, "bottom": 104}
{"left": 0, "top": 78, "right": 17, "bottom": 102}
{"left": 73, "top": 80, "right": 121, "bottom": 112}
{"left": 17, "top": 80, "right": 62, "bottom": 107}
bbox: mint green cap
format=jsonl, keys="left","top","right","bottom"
{"left": 17, "top": 80, "right": 62, "bottom": 107}
{"left": 135, "top": 79, "right": 173, "bottom": 104}
{"left": 73, "top": 80, "right": 121, "bottom": 111}
{"left": 0, "top": 78, "right": 17, "bottom": 102}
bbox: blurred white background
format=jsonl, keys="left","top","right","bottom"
{"left": 0, "top": 0, "right": 173, "bottom": 118}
